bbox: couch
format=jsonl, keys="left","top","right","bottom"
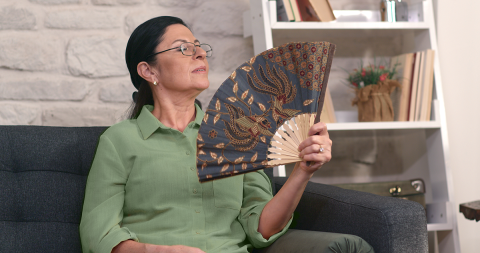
{"left": 0, "top": 125, "right": 428, "bottom": 252}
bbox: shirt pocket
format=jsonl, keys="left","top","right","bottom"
{"left": 213, "top": 175, "right": 244, "bottom": 210}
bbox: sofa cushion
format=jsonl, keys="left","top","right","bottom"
{"left": 0, "top": 126, "right": 107, "bottom": 253}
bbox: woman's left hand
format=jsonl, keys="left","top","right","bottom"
{"left": 297, "top": 122, "right": 332, "bottom": 174}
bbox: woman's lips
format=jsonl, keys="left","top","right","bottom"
{"left": 192, "top": 66, "right": 207, "bottom": 73}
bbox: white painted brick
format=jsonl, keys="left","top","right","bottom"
{"left": 45, "top": 9, "right": 121, "bottom": 29}
{"left": 0, "top": 103, "right": 39, "bottom": 125}
{"left": 0, "top": 36, "right": 60, "bottom": 71}
{"left": 0, "top": 79, "right": 90, "bottom": 101}
{"left": 0, "top": 0, "right": 255, "bottom": 128}
{"left": 221, "top": 38, "right": 254, "bottom": 72}
{"left": 152, "top": 0, "right": 199, "bottom": 8}
{"left": 29, "top": 0, "right": 81, "bottom": 5}
{"left": 0, "top": 6, "right": 36, "bottom": 30}
{"left": 125, "top": 9, "right": 194, "bottom": 35}
{"left": 42, "top": 105, "right": 129, "bottom": 126}
{"left": 191, "top": 0, "right": 248, "bottom": 36}
{"left": 99, "top": 79, "right": 136, "bottom": 103}
{"left": 92, "top": 0, "right": 145, "bottom": 5}
{"left": 66, "top": 36, "right": 129, "bottom": 78}
{"left": 200, "top": 36, "right": 253, "bottom": 73}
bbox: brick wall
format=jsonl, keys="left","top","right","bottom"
{"left": 0, "top": 0, "right": 253, "bottom": 126}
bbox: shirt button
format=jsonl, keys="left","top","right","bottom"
{"left": 193, "top": 189, "right": 197, "bottom": 194}
{"left": 186, "top": 150, "right": 191, "bottom": 155}
{"left": 190, "top": 167, "right": 195, "bottom": 171}
{"left": 195, "top": 209, "right": 201, "bottom": 213}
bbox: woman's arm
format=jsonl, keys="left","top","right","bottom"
{"left": 258, "top": 122, "right": 332, "bottom": 239}
{"left": 80, "top": 135, "right": 139, "bottom": 253}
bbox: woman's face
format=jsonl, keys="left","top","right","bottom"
{"left": 152, "top": 24, "right": 209, "bottom": 94}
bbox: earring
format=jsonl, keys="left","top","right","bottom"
{"left": 153, "top": 81, "right": 157, "bottom": 86}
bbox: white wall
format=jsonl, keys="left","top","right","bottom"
{"left": 435, "top": 0, "right": 480, "bottom": 252}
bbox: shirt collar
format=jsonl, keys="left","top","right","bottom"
{"left": 137, "top": 104, "right": 204, "bottom": 140}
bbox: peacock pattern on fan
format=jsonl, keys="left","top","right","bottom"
{"left": 197, "top": 41, "right": 335, "bottom": 182}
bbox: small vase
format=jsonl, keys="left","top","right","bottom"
{"left": 352, "top": 79, "right": 400, "bottom": 122}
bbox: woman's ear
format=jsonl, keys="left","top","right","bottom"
{"left": 137, "top": 61, "right": 158, "bottom": 84}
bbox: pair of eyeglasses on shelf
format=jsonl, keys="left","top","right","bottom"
{"left": 145, "top": 42, "right": 213, "bottom": 60}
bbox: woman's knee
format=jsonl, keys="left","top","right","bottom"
{"left": 327, "top": 234, "right": 374, "bottom": 253}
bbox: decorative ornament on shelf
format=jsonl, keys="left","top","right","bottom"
{"left": 348, "top": 60, "right": 400, "bottom": 122}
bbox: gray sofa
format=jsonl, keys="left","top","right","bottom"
{"left": 0, "top": 125, "right": 428, "bottom": 252}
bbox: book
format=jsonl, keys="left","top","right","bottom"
{"left": 290, "top": 0, "right": 303, "bottom": 21}
{"left": 409, "top": 51, "right": 422, "bottom": 121}
{"left": 308, "top": 0, "right": 336, "bottom": 22}
{"left": 320, "top": 87, "right": 336, "bottom": 123}
{"left": 414, "top": 50, "right": 426, "bottom": 121}
{"left": 277, "top": 0, "right": 295, "bottom": 22}
{"left": 390, "top": 52, "right": 414, "bottom": 121}
{"left": 420, "top": 49, "right": 435, "bottom": 121}
{"left": 296, "top": 0, "right": 320, "bottom": 21}
{"left": 406, "top": 52, "right": 416, "bottom": 121}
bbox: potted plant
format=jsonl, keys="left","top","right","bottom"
{"left": 348, "top": 61, "right": 400, "bottom": 122}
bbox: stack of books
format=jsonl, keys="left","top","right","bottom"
{"left": 277, "top": 0, "right": 336, "bottom": 22}
{"left": 390, "top": 49, "right": 435, "bottom": 122}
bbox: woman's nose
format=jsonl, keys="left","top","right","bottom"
{"left": 195, "top": 46, "right": 207, "bottom": 59}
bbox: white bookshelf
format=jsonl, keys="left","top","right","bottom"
{"left": 244, "top": 0, "right": 460, "bottom": 252}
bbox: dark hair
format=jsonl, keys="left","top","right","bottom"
{"left": 125, "top": 16, "right": 189, "bottom": 119}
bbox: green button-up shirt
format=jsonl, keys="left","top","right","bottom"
{"left": 80, "top": 105, "right": 291, "bottom": 253}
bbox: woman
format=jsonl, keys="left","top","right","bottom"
{"left": 80, "top": 16, "right": 372, "bottom": 253}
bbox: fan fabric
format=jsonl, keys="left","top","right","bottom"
{"left": 197, "top": 41, "right": 335, "bottom": 182}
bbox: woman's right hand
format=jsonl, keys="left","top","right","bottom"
{"left": 112, "top": 240, "right": 206, "bottom": 253}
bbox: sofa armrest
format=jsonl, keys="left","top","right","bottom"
{"left": 273, "top": 177, "right": 428, "bottom": 253}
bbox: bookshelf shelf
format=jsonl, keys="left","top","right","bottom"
{"left": 245, "top": 0, "right": 460, "bottom": 252}
{"left": 270, "top": 22, "right": 430, "bottom": 39}
{"left": 327, "top": 120, "right": 440, "bottom": 131}
{"left": 428, "top": 223, "right": 453, "bottom": 232}
{"left": 271, "top": 21, "right": 430, "bottom": 30}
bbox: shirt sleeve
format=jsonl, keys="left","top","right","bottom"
{"left": 79, "top": 135, "right": 138, "bottom": 253}
{"left": 237, "top": 170, "right": 293, "bottom": 249}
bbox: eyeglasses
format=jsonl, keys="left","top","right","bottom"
{"left": 145, "top": 42, "right": 213, "bottom": 60}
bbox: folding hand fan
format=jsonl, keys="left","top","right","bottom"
{"left": 196, "top": 41, "right": 336, "bottom": 182}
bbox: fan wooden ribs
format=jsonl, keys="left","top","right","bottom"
{"left": 267, "top": 113, "right": 315, "bottom": 166}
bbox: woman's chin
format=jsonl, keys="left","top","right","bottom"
{"left": 195, "top": 81, "right": 210, "bottom": 91}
